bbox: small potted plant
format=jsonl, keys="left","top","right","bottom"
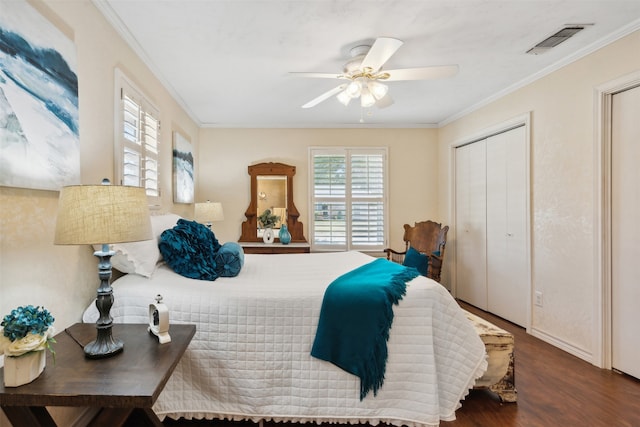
{"left": 0, "top": 305, "right": 55, "bottom": 387}
{"left": 258, "top": 209, "right": 280, "bottom": 243}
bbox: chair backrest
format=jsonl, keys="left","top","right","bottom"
{"left": 403, "top": 220, "right": 449, "bottom": 281}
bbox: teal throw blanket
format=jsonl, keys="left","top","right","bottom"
{"left": 311, "top": 258, "right": 420, "bottom": 400}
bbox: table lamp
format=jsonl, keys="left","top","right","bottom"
{"left": 194, "top": 201, "right": 224, "bottom": 230}
{"left": 54, "top": 179, "right": 152, "bottom": 358}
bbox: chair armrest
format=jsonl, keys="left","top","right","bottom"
{"left": 383, "top": 248, "right": 406, "bottom": 262}
{"left": 429, "top": 253, "right": 443, "bottom": 262}
{"left": 383, "top": 248, "right": 406, "bottom": 256}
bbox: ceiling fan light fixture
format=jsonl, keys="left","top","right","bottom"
{"left": 360, "top": 87, "right": 376, "bottom": 108}
{"left": 367, "top": 80, "right": 388, "bottom": 100}
{"left": 294, "top": 37, "right": 460, "bottom": 110}
{"left": 345, "top": 80, "right": 362, "bottom": 98}
{"left": 336, "top": 90, "right": 352, "bottom": 106}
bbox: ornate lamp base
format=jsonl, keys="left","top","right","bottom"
{"left": 86, "top": 245, "right": 124, "bottom": 359}
{"left": 84, "top": 326, "right": 124, "bottom": 359}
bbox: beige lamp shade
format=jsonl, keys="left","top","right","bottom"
{"left": 194, "top": 201, "right": 224, "bottom": 224}
{"left": 54, "top": 184, "right": 152, "bottom": 245}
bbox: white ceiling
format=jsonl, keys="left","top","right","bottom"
{"left": 94, "top": 1, "right": 640, "bottom": 128}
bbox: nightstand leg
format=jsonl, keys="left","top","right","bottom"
{"left": 2, "top": 406, "right": 56, "bottom": 427}
{"left": 88, "top": 407, "right": 133, "bottom": 427}
{"left": 127, "top": 408, "right": 164, "bottom": 426}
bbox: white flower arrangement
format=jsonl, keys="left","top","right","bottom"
{"left": 0, "top": 305, "right": 56, "bottom": 359}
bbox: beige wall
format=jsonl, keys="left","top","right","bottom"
{"left": 1, "top": 0, "right": 198, "bottom": 330}
{"left": 1, "top": 3, "right": 637, "bottom": 424}
{"left": 197, "top": 128, "right": 440, "bottom": 250}
{"left": 437, "top": 31, "right": 640, "bottom": 362}
{"left": 0, "top": 2, "right": 197, "bottom": 423}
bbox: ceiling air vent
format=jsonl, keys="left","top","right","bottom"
{"left": 526, "top": 25, "right": 591, "bottom": 55}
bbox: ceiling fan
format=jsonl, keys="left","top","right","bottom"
{"left": 291, "top": 37, "right": 459, "bottom": 109}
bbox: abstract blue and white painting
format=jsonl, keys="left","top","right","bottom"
{"left": 173, "top": 131, "right": 194, "bottom": 204}
{"left": 0, "top": 0, "right": 80, "bottom": 191}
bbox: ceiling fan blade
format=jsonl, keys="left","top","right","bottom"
{"left": 289, "top": 72, "right": 343, "bottom": 79}
{"left": 302, "top": 84, "right": 347, "bottom": 108}
{"left": 360, "top": 37, "right": 404, "bottom": 72}
{"left": 384, "top": 65, "right": 459, "bottom": 81}
{"left": 375, "top": 93, "right": 394, "bottom": 109}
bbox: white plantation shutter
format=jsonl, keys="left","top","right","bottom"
{"left": 310, "top": 148, "right": 388, "bottom": 251}
{"left": 351, "top": 153, "right": 385, "bottom": 247}
{"left": 141, "top": 110, "right": 159, "bottom": 197}
{"left": 116, "top": 70, "right": 160, "bottom": 202}
{"left": 312, "top": 153, "right": 347, "bottom": 248}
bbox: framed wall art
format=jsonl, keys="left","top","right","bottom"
{"left": 0, "top": 0, "right": 80, "bottom": 191}
{"left": 172, "top": 131, "right": 194, "bottom": 204}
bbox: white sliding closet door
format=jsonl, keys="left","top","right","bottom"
{"left": 455, "top": 123, "right": 529, "bottom": 326}
{"left": 486, "top": 126, "right": 528, "bottom": 326}
{"left": 611, "top": 85, "right": 640, "bottom": 379}
{"left": 455, "top": 140, "right": 487, "bottom": 310}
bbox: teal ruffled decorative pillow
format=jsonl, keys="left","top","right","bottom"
{"left": 159, "top": 219, "right": 221, "bottom": 280}
{"left": 214, "top": 242, "right": 245, "bottom": 277}
{"left": 402, "top": 247, "right": 429, "bottom": 277}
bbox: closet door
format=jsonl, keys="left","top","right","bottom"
{"left": 455, "top": 140, "right": 487, "bottom": 309}
{"left": 486, "top": 126, "right": 528, "bottom": 326}
{"left": 611, "top": 85, "right": 640, "bottom": 379}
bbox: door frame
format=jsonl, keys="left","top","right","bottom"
{"left": 448, "top": 112, "right": 532, "bottom": 332}
{"left": 593, "top": 70, "right": 640, "bottom": 369}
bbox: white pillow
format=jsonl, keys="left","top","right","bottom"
{"left": 150, "top": 213, "right": 182, "bottom": 261}
{"left": 95, "top": 213, "right": 181, "bottom": 277}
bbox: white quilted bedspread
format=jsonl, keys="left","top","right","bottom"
{"left": 83, "top": 251, "right": 487, "bottom": 426}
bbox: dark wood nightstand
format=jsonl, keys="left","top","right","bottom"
{"left": 240, "top": 242, "right": 310, "bottom": 254}
{"left": 0, "top": 323, "right": 195, "bottom": 427}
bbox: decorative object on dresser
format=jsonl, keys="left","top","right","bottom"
{"left": 279, "top": 223, "right": 292, "bottom": 244}
{"left": 0, "top": 305, "right": 55, "bottom": 387}
{"left": 384, "top": 220, "right": 449, "bottom": 282}
{"left": 240, "top": 162, "right": 306, "bottom": 244}
{"left": 54, "top": 179, "right": 152, "bottom": 358}
{"left": 258, "top": 208, "right": 280, "bottom": 243}
{"left": 262, "top": 227, "right": 275, "bottom": 244}
{"left": 194, "top": 200, "right": 224, "bottom": 230}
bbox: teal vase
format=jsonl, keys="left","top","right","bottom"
{"left": 279, "top": 224, "right": 291, "bottom": 245}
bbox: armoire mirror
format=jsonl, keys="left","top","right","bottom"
{"left": 239, "top": 162, "right": 306, "bottom": 243}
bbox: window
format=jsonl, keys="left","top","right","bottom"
{"left": 115, "top": 70, "right": 160, "bottom": 203}
{"left": 309, "top": 147, "right": 388, "bottom": 252}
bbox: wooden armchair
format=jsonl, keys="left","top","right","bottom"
{"left": 384, "top": 220, "right": 449, "bottom": 282}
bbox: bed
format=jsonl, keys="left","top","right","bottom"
{"left": 82, "top": 217, "right": 488, "bottom": 427}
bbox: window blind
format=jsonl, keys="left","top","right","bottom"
{"left": 116, "top": 72, "right": 160, "bottom": 202}
{"left": 310, "top": 148, "right": 387, "bottom": 251}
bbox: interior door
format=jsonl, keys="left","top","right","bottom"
{"left": 455, "top": 140, "right": 487, "bottom": 309}
{"left": 611, "top": 84, "right": 640, "bottom": 379}
{"left": 486, "top": 126, "right": 528, "bottom": 326}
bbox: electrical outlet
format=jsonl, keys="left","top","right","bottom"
{"left": 535, "top": 291, "right": 543, "bottom": 307}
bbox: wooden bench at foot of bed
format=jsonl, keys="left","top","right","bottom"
{"left": 463, "top": 309, "right": 517, "bottom": 403}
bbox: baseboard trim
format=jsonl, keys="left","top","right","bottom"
{"left": 530, "top": 327, "right": 593, "bottom": 365}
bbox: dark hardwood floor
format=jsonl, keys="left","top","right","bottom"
{"left": 163, "top": 302, "right": 640, "bottom": 427}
